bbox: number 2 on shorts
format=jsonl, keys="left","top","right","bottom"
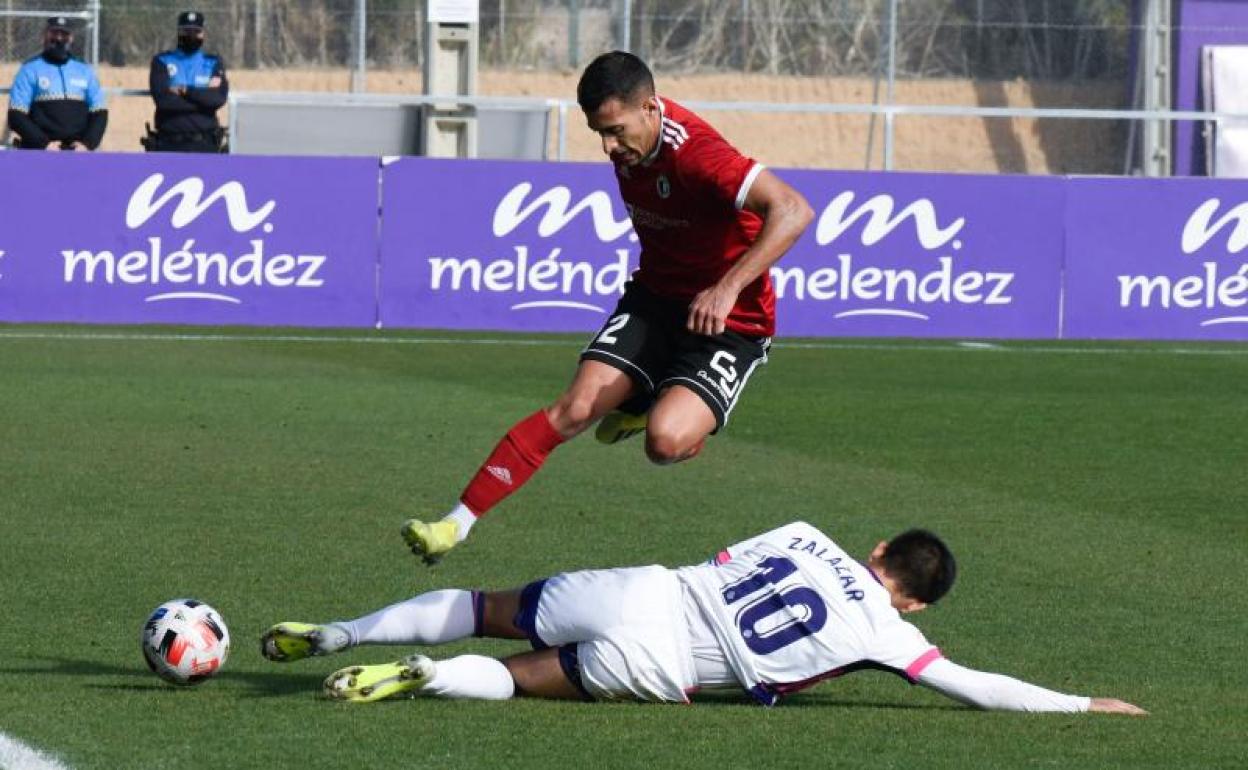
{"left": 597, "top": 313, "right": 630, "bottom": 345}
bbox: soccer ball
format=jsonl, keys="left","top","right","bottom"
{"left": 140, "top": 599, "right": 230, "bottom": 686}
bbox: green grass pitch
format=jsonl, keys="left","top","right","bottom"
{"left": 0, "top": 326, "right": 1245, "bottom": 769}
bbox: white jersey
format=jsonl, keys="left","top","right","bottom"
{"left": 676, "top": 521, "right": 940, "bottom": 705}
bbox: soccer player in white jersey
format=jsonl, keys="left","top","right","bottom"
{"left": 260, "top": 522, "right": 1145, "bottom": 715}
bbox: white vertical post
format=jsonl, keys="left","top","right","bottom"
{"left": 227, "top": 91, "right": 237, "bottom": 154}
{"left": 254, "top": 0, "right": 264, "bottom": 68}
{"left": 2, "top": 1, "right": 10, "bottom": 71}
{"left": 89, "top": 0, "right": 100, "bottom": 66}
{"left": 883, "top": 0, "right": 897, "bottom": 171}
{"left": 620, "top": 0, "right": 632, "bottom": 51}
{"left": 569, "top": 0, "right": 580, "bottom": 68}
{"left": 1141, "top": 0, "right": 1172, "bottom": 177}
{"left": 558, "top": 102, "right": 568, "bottom": 160}
{"left": 741, "top": 0, "right": 750, "bottom": 71}
{"left": 352, "top": 0, "right": 367, "bottom": 93}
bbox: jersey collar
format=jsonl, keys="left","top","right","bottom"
{"left": 862, "top": 562, "right": 886, "bottom": 586}
{"left": 640, "top": 95, "right": 666, "bottom": 167}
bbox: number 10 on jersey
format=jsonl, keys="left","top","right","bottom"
{"left": 721, "top": 556, "right": 829, "bottom": 655}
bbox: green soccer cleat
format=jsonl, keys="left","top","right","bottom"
{"left": 401, "top": 518, "right": 460, "bottom": 565}
{"left": 322, "top": 654, "right": 436, "bottom": 703}
{"left": 260, "top": 622, "right": 350, "bottom": 663}
{"left": 594, "top": 409, "right": 649, "bottom": 444}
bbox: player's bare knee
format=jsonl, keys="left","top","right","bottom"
{"left": 645, "top": 431, "right": 687, "bottom": 465}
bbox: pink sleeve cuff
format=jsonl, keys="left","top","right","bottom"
{"left": 905, "top": 647, "right": 943, "bottom": 680}
{"left": 714, "top": 550, "right": 732, "bottom": 565}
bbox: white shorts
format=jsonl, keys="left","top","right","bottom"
{"left": 518, "top": 565, "right": 697, "bottom": 703}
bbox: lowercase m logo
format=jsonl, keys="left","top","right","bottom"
{"left": 125, "top": 173, "right": 277, "bottom": 233}
{"left": 492, "top": 182, "right": 632, "bottom": 242}
{"left": 1181, "top": 198, "right": 1248, "bottom": 254}
{"left": 815, "top": 191, "right": 964, "bottom": 249}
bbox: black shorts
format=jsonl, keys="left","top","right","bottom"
{"left": 580, "top": 282, "right": 771, "bottom": 430}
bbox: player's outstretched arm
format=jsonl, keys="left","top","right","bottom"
{"left": 916, "top": 658, "right": 1147, "bottom": 715}
{"left": 1088, "top": 697, "right": 1149, "bottom": 716}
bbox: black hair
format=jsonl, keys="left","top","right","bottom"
{"left": 576, "top": 51, "right": 656, "bottom": 112}
{"left": 881, "top": 529, "right": 956, "bottom": 604}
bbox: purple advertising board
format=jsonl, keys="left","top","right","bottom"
{"left": 379, "top": 157, "right": 627, "bottom": 333}
{"left": 0, "top": 152, "right": 378, "bottom": 327}
{"left": 379, "top": 159, "right": 1064, "bottom": 338}
{"left": 774, "top": 169, "right": 1063, "bottom": 338}
{"left": 4, "top": 152, "right": 1244, "bottom": 341}
{"left": 1064, "top": 177, "right": 1248, "bottom": 340}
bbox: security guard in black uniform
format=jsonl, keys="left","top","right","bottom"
{"left": 144, "top": 11, "right": 228, "bottom": 152}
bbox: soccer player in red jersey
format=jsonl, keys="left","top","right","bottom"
{"left": 403, "top": 51, "right": 814, "bottom": 563}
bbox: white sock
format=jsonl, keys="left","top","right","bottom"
{"left": 341, "top": 589, "right": 477, "bottom": 646}
{"left": 443, "top": 503, "right": 478, "bottom": 543}
{"left": 421, "top": 655, "right": 515, "bottom": 700}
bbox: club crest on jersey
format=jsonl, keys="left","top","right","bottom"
{"left": 656, "top": 175, "right": 671, "bottom": 199}
{"left": 167, "top": 63, "right": 178, "bottom": 77}
{"left": 38, "top": 77, "right": 50, "bottom": 89}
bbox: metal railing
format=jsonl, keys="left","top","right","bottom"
{"left": 222, "top": 89, "right": 1248, "bottom": 175}
{"left": 6, "top": 83, "right": 1248, "bottom": 176}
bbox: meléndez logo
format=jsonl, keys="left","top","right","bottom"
{"left": 425, "top": 181, "right": 637, "bottom": 315}
{"left": 1115, "top": 197, "right": 1248, "bottom": 328}
{"left": 773, "top": 189, "right": 1014, "bottom": 323}
{"left": 59, "top": 173, "right": 326, "bottom": 305}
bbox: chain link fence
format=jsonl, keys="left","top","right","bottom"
{"left": 5, "top": 1, "right": 1247, "bottom": 173}
{"left": 1, "top": 1, "right": 1137, "bottom": 81}
{"left": 0, "top": 0, "right": 93, "bottom": 64}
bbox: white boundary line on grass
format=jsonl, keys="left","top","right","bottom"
{"left": 0, "top": 329, "right": 1246, "bottom": 357}
{"left": 0, "top": 732, "right": 70, "bottom": 770}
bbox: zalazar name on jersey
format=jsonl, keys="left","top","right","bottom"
{"left": 613, "top": 97, "right": 774, "bottom": 337}
{"left": 676, "top": 522, "right": 941, "bottom": 705}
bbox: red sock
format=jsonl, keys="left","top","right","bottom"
{"left": 460, "top": 410, "right": 566, "bottom": 516}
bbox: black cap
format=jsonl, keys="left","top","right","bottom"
{"left": 47, "top": 16, "right": 72, "bottom": 31}
{"left": 177, "top": 11, "right": 205, "bottom": 30}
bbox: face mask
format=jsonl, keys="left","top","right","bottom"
{"left": 44, "top": 41, "right": 70, "bottom": 62}
{"left": 177, "top": 35, "right": 203, "bottom": 54}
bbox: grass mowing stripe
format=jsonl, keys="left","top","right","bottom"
{"left": 0, "top": 732, "right": 70, "bottom": 770}
{"left": 1, "top": 328, "right": 1246, "bottom": 357}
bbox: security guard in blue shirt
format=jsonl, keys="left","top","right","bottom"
{"left": 5, "top": 16, "right": 108, "bottom": 150}
{"left": 144, "top": 11, "right": 228, "bottom": 152}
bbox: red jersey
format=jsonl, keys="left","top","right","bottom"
{"left": 612, "top": 97, "right": 774, "bottom": 337}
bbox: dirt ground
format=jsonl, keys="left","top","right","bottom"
{"left": 1, "top": 65, "right": 1125, "bottom": 173}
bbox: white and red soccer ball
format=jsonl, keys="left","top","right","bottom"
{"left": 141, "top": 599, "right": 230, "bottom": 685}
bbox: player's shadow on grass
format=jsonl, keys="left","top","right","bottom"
{"left": 2, "top": 656, "right": 325, "bottom": 697}
{"left": 691, "top": 690, "right": 965, "bottom": 712}
{"left": 10, "top": 658, "right": 969, "bottom": 710}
